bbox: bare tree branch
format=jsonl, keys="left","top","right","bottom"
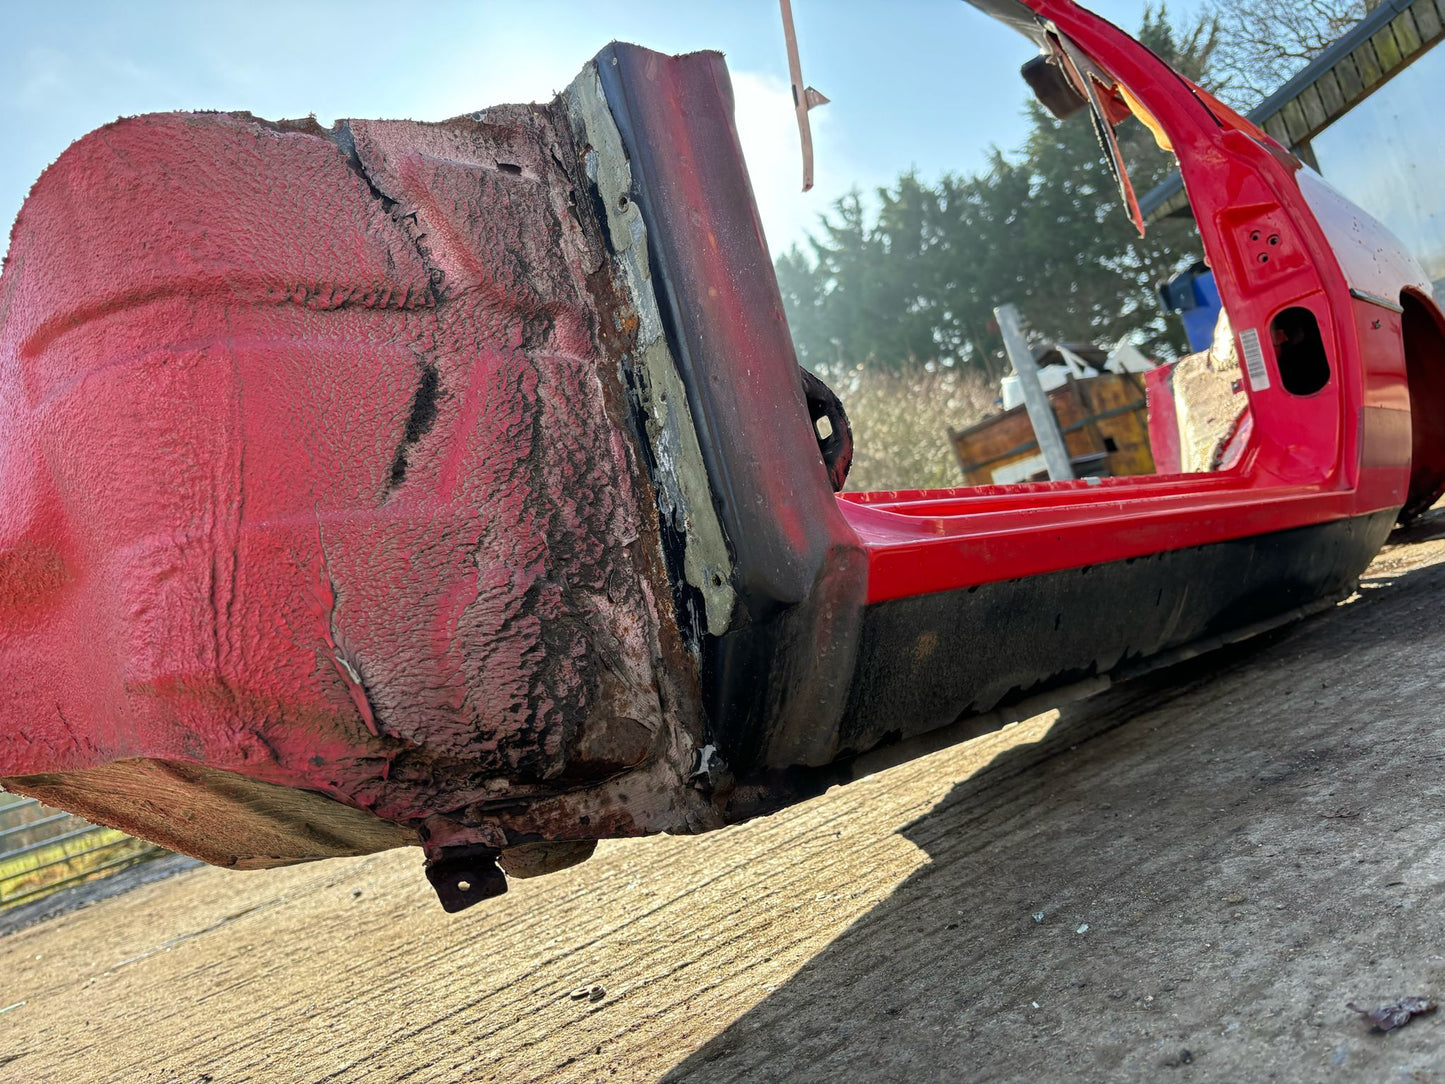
{"left": 1208, "top": 0, "right": 1367, "bottom": 107}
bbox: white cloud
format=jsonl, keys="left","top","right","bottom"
{"left": 729, "top": 68, "right": 852, "bottom": 258}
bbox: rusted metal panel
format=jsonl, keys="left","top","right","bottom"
{"left": 0, "top": 84, "right": 724, "bottom": 900}
{"left": 2, "top": 1, "right": 1439, "bottom": 913}
{"left": 0, "top": 44, "right": 864, "bottom": 910}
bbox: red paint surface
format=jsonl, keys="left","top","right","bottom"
{"left": 1145, "top": 364, "right": 1182, "bottom": 475}
{"left": 0, "top": 5, "right": 1436, "bottom": 868}
{"left": 0, "top": 109, "right": 704, "bottom": 853}
{"left": 838, "top": 0, "right": 1421, "bottom": 605}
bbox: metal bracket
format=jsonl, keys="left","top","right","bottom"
{"left": 423, "top": 844, "right": 508, "bottom": 913}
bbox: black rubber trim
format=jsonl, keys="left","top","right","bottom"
{"left": 834, "top": 508, "right": 1396, "bottom": 757}
{"left": 595, "top": 45, "right": 867, "bottom": 772}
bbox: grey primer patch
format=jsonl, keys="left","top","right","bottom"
{"left": 563, "top": 64, "right": 736, "bottom": 639}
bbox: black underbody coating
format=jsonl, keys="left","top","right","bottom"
{"left": 721, "top": 509, "right": 1396, "bottom": 808}
{"left": 593, "top": 45, "right": 1398, "bottom": 798}
{"left": 596, "top": 45, "right": 868, "bottom": 777}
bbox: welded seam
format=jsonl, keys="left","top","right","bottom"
{"left": 563, "top": 64, "right": 736, "bottom": 640}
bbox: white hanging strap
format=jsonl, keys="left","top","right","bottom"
{"left": 780, "top": 0, "right": 829, "bottom": 192}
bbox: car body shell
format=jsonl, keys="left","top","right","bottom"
{"left": 0, "top": 0, "right": 1441, "bottom": 909}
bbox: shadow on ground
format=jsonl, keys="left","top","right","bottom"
{"left": 665, "top": 557, "right": 1445, "bottom": 1083}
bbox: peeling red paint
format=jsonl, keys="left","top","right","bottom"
{"left": 3, "top": 24, "right": 1441, "bottom": 913}
{"left": 0, "top": 103, "right": 715, "bottom": 866}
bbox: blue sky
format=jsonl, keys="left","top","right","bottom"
{"left": 1, "top": 0, "right": 1164, "bottom": 259}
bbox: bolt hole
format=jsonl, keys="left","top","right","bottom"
{"left": 1268, "top": 234, "right": 1280, "bottom": 246}
{"left": 1249, "top": 229, "right": 1261, "bottom": 241}
{"left": 710, "top": 572, "right": 725, "bottom": 588}
{"left": 1257, "top": 253, "right": 1270, "bottom": 264}
{"left": 617, "top": 195, "right": 630, "bottom": 211}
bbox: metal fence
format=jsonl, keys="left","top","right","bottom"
{"left": 0, "top": 791, "right": 164, "bottom": 911}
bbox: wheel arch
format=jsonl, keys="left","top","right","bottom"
{"left": 1399, "top": 287, "right": 1445, "bottom": 522}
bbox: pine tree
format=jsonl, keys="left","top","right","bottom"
{"left": 778, "top": 4, "right": 1219, "bottom": 381}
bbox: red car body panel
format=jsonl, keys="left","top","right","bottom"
{"left": 1, "top": 2, "right": 1442, "bottom": 909}
{"left": 849, "top": 0, "right": 1431, "bottom": 604}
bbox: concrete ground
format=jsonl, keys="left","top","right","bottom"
{"left": 2, "top": 516, "right": 1445, "bottom": 1083}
